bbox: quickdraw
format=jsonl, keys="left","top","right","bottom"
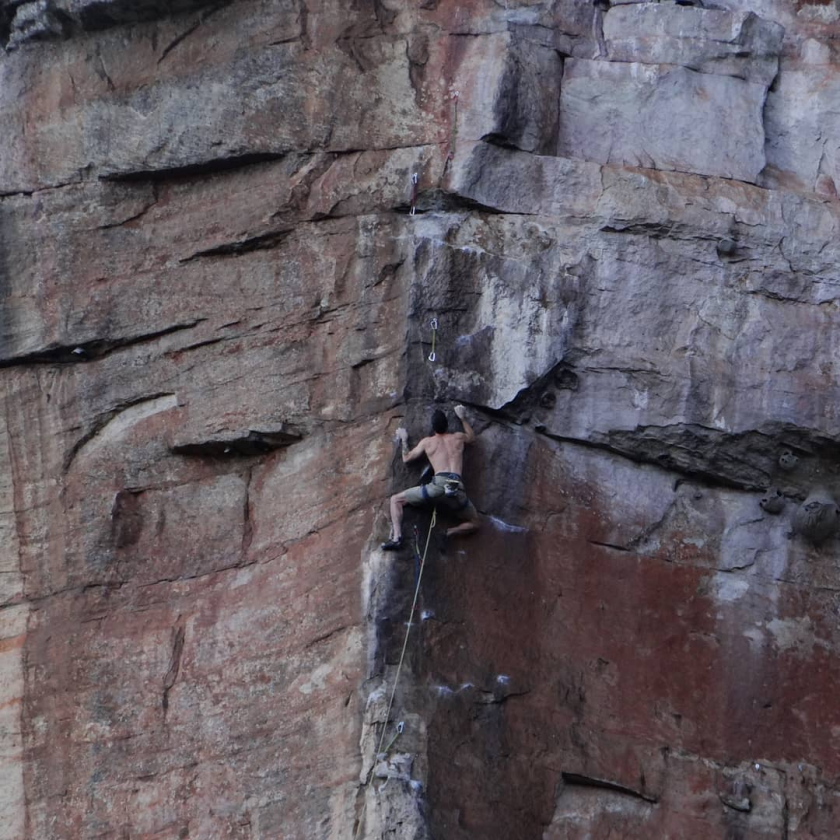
{"left": 428, "top": 317, "right": 438, "bottom": 363}
{"left": 409, "top": 172, "right": 419, "bottom": 216}
{"left": 381, "top": 720, "right": 405, "bottom": 756}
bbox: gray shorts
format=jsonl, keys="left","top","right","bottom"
{"left": 403, "top": 473, "right": 477, "bottom": 519}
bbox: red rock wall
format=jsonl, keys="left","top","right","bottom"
{"left": 3, "top": 1, "right": 840, "bottom": 838}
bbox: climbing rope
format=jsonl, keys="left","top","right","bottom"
{"left": 412, "top": 524, "right": 422, "bottom": 590}
{"left": 381, "top": 720, "right": 405, "bottom": 756}
{"left": 353, "top": 302, "right": 444, "bottom": 836}
{"left": 352, "top": 506, "right": 438, "bottom": 840}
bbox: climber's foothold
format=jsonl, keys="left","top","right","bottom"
{"left": 778, "top": 449, "right": 799, "bottom": 472}
{"left": 792, "top": 490, "right": 839, "bottom": 544}
{"left": 759, "top": 488, "right": 785, "bottom": 515}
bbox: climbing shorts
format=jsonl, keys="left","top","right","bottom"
{"left": 403, "top": 472, "right": 477, "bottom": 519}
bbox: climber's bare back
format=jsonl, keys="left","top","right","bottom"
{"left": 420, "top": 432, "right": 468, "bottom": 475}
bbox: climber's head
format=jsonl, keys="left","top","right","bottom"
{"left": 431, "top": 409, "right": 448, "bottom": 435}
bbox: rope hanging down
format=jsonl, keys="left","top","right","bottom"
{"left": 354, "top": 316, "right": 443, "bottom": 836}
{"left": 352, "top": 507, "right": 438, "bottom": 840}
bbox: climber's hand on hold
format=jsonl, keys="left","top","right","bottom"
{"left": 454, "top": 405, "right": 475, "bottom": 443}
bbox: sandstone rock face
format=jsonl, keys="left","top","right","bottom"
{"left": 3, "top": 1, "right": 840, "bottom": 839}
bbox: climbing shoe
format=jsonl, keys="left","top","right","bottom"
{"left": 380, "top": 537, "right": 403, "bottom": 551}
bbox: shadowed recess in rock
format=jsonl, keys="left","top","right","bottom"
{"left": 171, "top": 424, "right": 302, "bottom": 456}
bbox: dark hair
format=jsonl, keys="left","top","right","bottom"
{"left": 431, "top": 409, "right": 448, "bottom": 434}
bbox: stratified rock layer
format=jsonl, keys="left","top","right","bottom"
{"left": 3, "top": 1, "right": 840, "bottom": 838}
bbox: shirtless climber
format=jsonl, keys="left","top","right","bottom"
{"left": 381, "top": 405, "right": 480, "bottom": 551}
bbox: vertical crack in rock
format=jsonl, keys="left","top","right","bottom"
{"left": 241, "top": 467, "right": 254, "bottom": 557}
{"left": 162, "top": 618, "right": 186, "bottom": 720}
{"left": 757, "top": 62, "right": 782, "bottom": 188}
{"left": 593, "top": 2, "right": 609, "bottom": 59}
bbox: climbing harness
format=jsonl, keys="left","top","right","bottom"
{"left": 409, "top": 172, "right": 419, "bottom": 216}
{"left": 443, "top": 478, "right": 461, "bottom": 497}
{"left": 428, "top": 318, "right": 438, "bottom": 362}
{"left": 352, "top": 507, "right": 438, "bottom": 840}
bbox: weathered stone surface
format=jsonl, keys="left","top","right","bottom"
{"left": 556, "top": 58, "right": 769, "bottom": 182}
{"left": 763, "top": 64, "right": 840, "bottom": 196}
{"left": 6, "top": 1, "right": 65, "bottom": 49}
{"left": 603, "top": 4, "right": 783, "bottom": 84}
{"left": 4, "top": 0, "right": 840, "bottom": 838}
{"left": 0, "top": 604, "right": 26, "bottom": 840}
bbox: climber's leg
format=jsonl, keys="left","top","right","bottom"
{"left": 381, "top": 491, "right": 409, "bottom": 550}
{"left": 446, "top": 499, "right": 479, "bottom": 539}
{"left": 382, "top": 485, "right": 431, "bottom": 550}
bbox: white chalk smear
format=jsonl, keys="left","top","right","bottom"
{"left": 488, "top": 515, "right": 527, "bottom": 534}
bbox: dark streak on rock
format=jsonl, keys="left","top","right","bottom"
{"left": 172, "top": 425, "right": 302, "bottom": 457}
{"left": 477, "top": 688, "right": 531, "bottom": 705}
{"left": 0, "top": 321, "right": 204, "bottom": 370}
{"left": 100, "top": 152, "right": 287, "bottom": 183}
{"left": 305, "top": 624, "right": 350, "bottom": 650}
{"left": 242, "top": 467, "right": 254, "bottom": 556}
{"left": 98, "top": 191, "right": 159, "bottom": 229}
{"left": 410, "top": 188, "right": 507, "bottom": 217}
{"left": 179, "top": 229, "right": 291, "bottom": 262}
{"left": 111, "top": 489, "right": 145, "bottom": 550}
{"left": 588, "top": 539, "right": 631, "bottom": 553}
{"left": 561, "top": 772, "right": 658, "bottom": 804}
{"left": 162, "top": 621, "right": 186, "bottom": 717}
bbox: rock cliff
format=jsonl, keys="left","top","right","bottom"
{"left": 3, "top": 0, "right": 840, "bottom": 837}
